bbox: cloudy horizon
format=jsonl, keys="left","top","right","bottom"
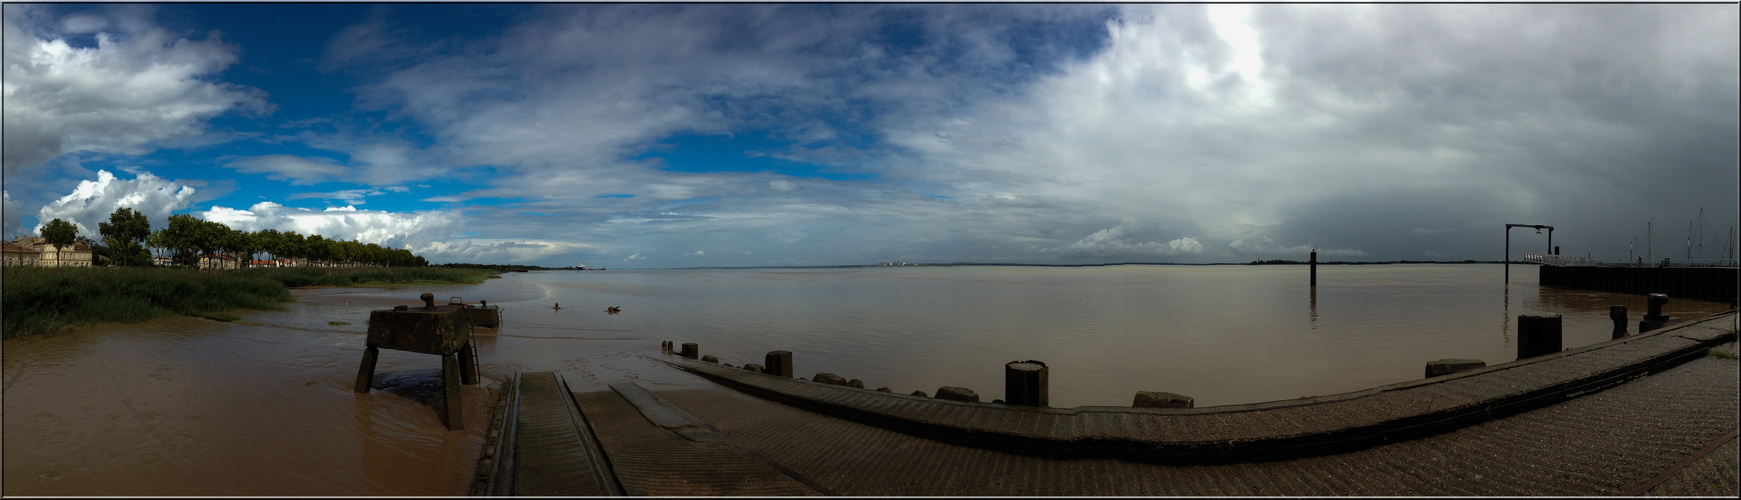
{"left": 3, "top": 4, "right": 1737, "bottom": 267}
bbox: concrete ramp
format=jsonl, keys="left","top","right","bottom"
{"left": 472, "top": 372, "right": 623, "bottom": 496}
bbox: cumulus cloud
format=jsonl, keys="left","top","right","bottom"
{"left": 1, "top": 4, "right": 272, "bottom": 169}
{"left": 623, "top": 253, "right": 644, "bottom": 261}
{"left": 688, "top": 250, "right": 706, "bottom": 256}
{"left": 32, "top": 169, "right": 196, "bottom": 237}
{"left": 1036, "top": 226, "right": 1204, "bottom": 259}
{"left": 197, "top": 201, "right": 461, "bottom": 249}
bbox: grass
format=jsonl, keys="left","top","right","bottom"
{"left": 2, "top": 266, "right": 500, "bottom": 339}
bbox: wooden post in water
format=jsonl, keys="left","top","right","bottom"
{"left": 1310, "top": 251, "right": 1317, "bottom": 287}
{"left": 1004, "top": 360, "right": 1049, "bottom": 407}
{"left": 1517, "top": 314, "right": 1563, "bottom": 360}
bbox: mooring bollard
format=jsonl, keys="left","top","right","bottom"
{"left": 680, "top": 343, "right": 699, "bottom": 359}
{"left": 935, "top": 386, "right": 980, "bottom": 402}
{"left": 764, "top": 351, "right": 794, "bottom": 378}
{"left": 1640, "top": 293, "right": 1671, "bottom": 332}
{"left": 1517, "top": 314, "right": 1563, "bottom": 360}
{"left": 1004, "top": 360, "right": 1049, "bottom": 407}
{"left": 1132, "top": 391, "right": 1193, "bottom": 408}
{"left": 1609, "top": 306, "right": 1628, "bottom": 339}
{"left": 1425, "top": 358, "right": 1486, "bottom": 378}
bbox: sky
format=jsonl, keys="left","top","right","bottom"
{"left": 3, "top": 3, "right": 1737, "bottom": 268}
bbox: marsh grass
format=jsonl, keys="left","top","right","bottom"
{"left": 2, "top": 266, "right": 498, "bottom": 339}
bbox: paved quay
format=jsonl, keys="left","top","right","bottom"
{"left": 476, "top": 312, "right": 1738, "bottom": 495}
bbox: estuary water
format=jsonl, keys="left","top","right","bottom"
{"left": 2, "top": 264, "right": 1732, "bottom": 495}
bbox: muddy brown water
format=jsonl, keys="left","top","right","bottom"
{"left": 2, "top": 265, "right": 1732, "bottom": 495}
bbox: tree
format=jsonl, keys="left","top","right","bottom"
{"left": 162, "top": 215, "right": 206, "bottom": 267}
{"left": 40, "top": 218, "right": 79, "bottom": 268}
{"left": 98, "top": 208, "right": 151, "bottom": 266}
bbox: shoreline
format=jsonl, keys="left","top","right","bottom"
{"left": 1, "top": 267, "right": 501, "bottom": 339}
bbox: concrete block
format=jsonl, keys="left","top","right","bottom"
{"left": 1517, "top": 314, "right": 1563, "bottom": 360}
{"left": 813, "top": 372, "right": 847, "bottom": 385}
{"left": 680, "top": 343, "right": 698, "bottom": 359}
{"left": 935, "top": 386, "right": 979, "bottom": 403}
{"left": 701, "top": 355, "right": 718, "bottom": 363}
{"left": 1133, "top": 391, "right": 1193, "bottom": 408}
{"left": 1425, "top": 358, "right": 1486, "bottom": 378}
{"left": 910, "top": 390, "right": 929, "bottom": 398}
{"left": 847, "top": 379, "right": 865, "bottom": 389}
{"left": 764, "top": 350, "right": 794, "bottom": 378}
{"left": 743, "top": 363, "right": 764, "bottom": 373}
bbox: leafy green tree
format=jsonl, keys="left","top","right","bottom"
{"left": 40, "top": 218, "right": 79, "bottom": 268}
{"left": 97, "top": 208, "right": 151, "bottom": 266}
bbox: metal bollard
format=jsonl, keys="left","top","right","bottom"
{"left": 1517, "top": 314, "right": 1563, "bottom": 360}
{"left": 1003, "top": 360, "right": 1049, "bottom": 407}
{"left": 1645, "top": 293, "right": 1669, "bottom": 321}
{"left": 764, "top": 350, "right": 794, "bottom": 378}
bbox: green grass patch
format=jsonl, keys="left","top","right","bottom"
{"left": 2, "top": 266, "right": 292, "bottom": 339}
{"left": 2, "top": 266, "right": 498, "bottom": 339}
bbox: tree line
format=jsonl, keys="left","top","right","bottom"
{"left": 37, "top": 208, "right": 429, "bottom": 269}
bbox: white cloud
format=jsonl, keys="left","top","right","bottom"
{"left": 1036, "top": 225, "right": 1204, "bottom": 259}
{"left": 413, "top": 238, "right": 598, "bottom": 263}
{"left": 288, "top": 189, "right": 386, "bottom": 205}
{"left": 623, "top": 253, "right": 644, "bottom": 261}
{"left": 32, "top": 169, "right": 196, "bottom": 237}
{"left": 1227, "top": 236, "right": 1366, "bottom": 258}
{"left": 688, "top": 250, "right": 705, "bottom": 256}
{"left": 197, "top": 201, "right": 461, "bottom": 250}
{"left": 223, "top": 155, "right": 349, "bottom": 185}
{"left": 1, "top": 5, "right": 271, "bottom": 169}
{"left": 2, "top": 190, "right": 21, "bottom": 236}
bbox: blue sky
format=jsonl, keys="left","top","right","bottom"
{"left": 4, "top": 4, "right": 1737, "bottom": 267}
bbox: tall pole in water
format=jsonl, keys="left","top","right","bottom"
{"left": 1310, "top": 250, "right": 1317, "bottom": 287}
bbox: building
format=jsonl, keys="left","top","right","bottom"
{"left": 31, "top": 242, "right": 93, "bottom": 268}
{"left": 197, "top": 253, "right": 239, "bottom": 270}
{"left": 2, "top": 241, "right": 43, "bottom": 267}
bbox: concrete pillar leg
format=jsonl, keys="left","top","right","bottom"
{"left": 354, "top": 346, "right": 379, "bottom": 393}
{"left": 765, "top": 350, "right": 794, "bottom": 378}
{"left": 1609, "top": 305, "right": 1628, "bottom": 339}
{"left": 459, "top": 340, "right": 480, "bottom": 385}
{"left": 1517, "top": 314, "right": 1563, "bottom": 360}
{"left": 443, "top": 353, "right": 465, "bottom": 431}
{"left": 1004, "top": 360, "right": 1049, "bottom": 407}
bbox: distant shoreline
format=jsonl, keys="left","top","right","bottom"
{"left": 626, "top": 260, "right": 1516, "bottom": 271}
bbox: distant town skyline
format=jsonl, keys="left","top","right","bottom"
{"left": 4, "top": 4, "right": 1737, "bottom": 268}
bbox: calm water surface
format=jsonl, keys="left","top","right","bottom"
{"left": 2, "top": 264, "right": 1731, "bottom": 495}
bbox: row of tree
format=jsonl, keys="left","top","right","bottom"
{"left": 39, "top": 209, "right": 429, "bottom": 269}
